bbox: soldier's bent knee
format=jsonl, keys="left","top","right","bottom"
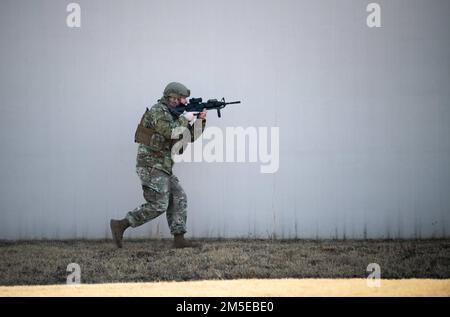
{"left": 142, "top": 185, "right": 169, "bottom": 206}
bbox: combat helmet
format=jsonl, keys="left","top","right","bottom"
{"left": 163, "top": 82, "right": 191, "bottom": 98}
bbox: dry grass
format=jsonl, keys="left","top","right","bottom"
{"left": 0, "top": 239, "right": 449, "bottom": 286}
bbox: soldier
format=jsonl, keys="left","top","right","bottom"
{"left": 110, "top": 82, "right": 207, "bottom": 248}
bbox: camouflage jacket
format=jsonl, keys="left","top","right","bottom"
{"left": 135, "top": 97, "right": 206, "bottom": 174}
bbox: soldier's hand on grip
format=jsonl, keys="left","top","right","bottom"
{"left": 198, "top": 108, "right": 207, "bottom": 120}
{"left": 182, "top": 111, "right": 197, "bottom": 122}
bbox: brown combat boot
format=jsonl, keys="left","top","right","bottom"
{"left": 110, "top": 218, "right": 130, "bottom": 248}
{"left": 173, "top": 233, "right": 201, "bottom": 249}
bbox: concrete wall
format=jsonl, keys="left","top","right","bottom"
{"left": 1, "top": 0, "right": 449, "bottom": 239}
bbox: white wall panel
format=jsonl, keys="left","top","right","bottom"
{"left": 0, "top": 0, "right": 449, "bottom": 239}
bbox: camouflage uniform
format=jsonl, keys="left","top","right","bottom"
{"left": 125, "top": 93, "right": 206, "bottom": 235}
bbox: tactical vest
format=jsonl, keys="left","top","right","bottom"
{"left": 134, "top": 107, "right": 184, "bottom": 152}
{"left": 134, "top": 108, "right": 155, "bottom": 146}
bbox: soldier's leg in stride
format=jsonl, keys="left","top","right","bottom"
{"left": 167, "top": 174, "right": 200, "bottom": 248}
{"left": 110, "top": 167, "right": 170, "bottom": 248}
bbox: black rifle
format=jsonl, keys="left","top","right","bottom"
{"left": 168, "top": 98, "right": 241, "bottom": 118}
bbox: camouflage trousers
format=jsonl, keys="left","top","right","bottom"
{"left": 125, "top": 167, "right": 187, "bottom": 235}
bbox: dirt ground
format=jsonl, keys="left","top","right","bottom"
{"left": 0, "top": 239, "right": 449, "bottom": 286}
{"left": 1, "top": 279, "right": 449, "bottom": 297}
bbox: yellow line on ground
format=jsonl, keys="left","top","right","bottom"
{"left": 1, "top": 279, "right": 449, "bottom": 297}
